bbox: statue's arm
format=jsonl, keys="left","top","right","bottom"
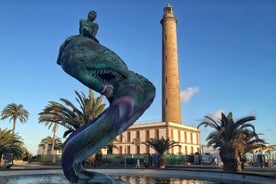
{"left": 91, "top": 23, "right": 98, "bottom": 37}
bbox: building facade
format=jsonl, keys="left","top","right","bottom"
{"left": 113, "top": 122, "right": 200, "bottom": 155}
{"left": 37, "top": 143, "right": 62, "bottom": 156}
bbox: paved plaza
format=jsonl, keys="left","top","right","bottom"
{"left": 0, "top": 161, "right": 276, "bottom": 184}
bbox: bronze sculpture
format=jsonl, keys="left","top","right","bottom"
{"left": 57, "top": 11, "right": 156, "bottom": 183}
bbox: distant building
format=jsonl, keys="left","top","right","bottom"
{"left": 37, "top": 143, "right": 62, "bottom": 156}
{"left": 201, "top": 145, "right": 216, "bottom": 154}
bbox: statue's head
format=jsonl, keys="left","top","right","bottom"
{"left": 88, "top": 11, "right": 97, "bottom": 22}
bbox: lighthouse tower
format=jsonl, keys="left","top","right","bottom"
{"left": 161, "top": 4, "right": 182, "bottom": 124}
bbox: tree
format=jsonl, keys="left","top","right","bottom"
{"left": 142, "top": 137, "right": 180, "bottom": 168}
{"left": 38, "top": 111, "right": 59, "bottom": 155}
{"left": 39, "top": 89, "right": 106, "bottom": 139}
{"left": 21, "top": 146, "right": 32, "bottom": 161}
{"left": 40, "top": 136, "right": 63, "bottom": 151}
{"left": 40, "top": 136, "right": 62, "bottom": 149}
{"left": 197, "top": 112, "right": 259, "bottom": 172}
{"left": 1, "top": 103, "right": 29, "bottom": 135}
{"left": 72, "top": 89, "right": 106, "bottom": 124}
{"left": 0, "top": 129, "right": 24, "bottom": 163}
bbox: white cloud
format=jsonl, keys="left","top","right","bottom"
{"left": 180, "top": 86, "right": 200, "bottom": 103}
{"left": 206, "top": 110, "right": 225, "bottom": 121}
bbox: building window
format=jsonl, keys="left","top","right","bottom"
{"left": 164, "top": 35, "right": 167, "bottom": 41}
{"left": 155, "top": 129, "right": 159, "bottom": 139}
{"left": 127, "top": 146, "right": 131, "bottom": 154}
{"left": 136, "top": 131, "right": 140, "bottom": 139}
{"left": 190, "top": 132, "right": 193, "bottom": 144}
{"left": 136, "top": 145, "right": 140, "bottom": 154}
{"left": 127, "top": 132, "right": 131, "bottom": 142}
{"left": 119, "top": 134, "right": 122, "bottom": 142}
{"left": 178, "top": 146, "right": 181, "bottom": 154}
{"left": 165, "top": 7, "right": 173, "bottom": 14}
{"left": 178, "top": 130, "right": 181, "bottom": 142}
{"left": 119, "top": 146, "right": 122, "bottom": 154}
{"left": 145, "top": 130, "right": 149, "bottom": 141}
{"left": 184, "top": 132, "right": 187, "bottom": 143}
{"left": 146, "top": 145, "right": 149, "bottom": 153}
{"left": 196, "top": 134, "right": 199, "bottom": 144}
{"left": 185, "top": 146, "right": 187, "bottom": 155}
{"left": 191, "top": 146, "right": 194, "bottom": 154}
{"left": 170, "top": 129, "right": 174, "bottom": 140}
{"left": 171, "top": 147, "right": 174, "bottom": 154}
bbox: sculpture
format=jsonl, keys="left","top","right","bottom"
{"left": 57, "top": 10, "right": 156, "bottom": 183}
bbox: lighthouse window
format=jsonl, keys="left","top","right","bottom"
{"left": 165, "top": 7, "right": 173, "bottom": 14}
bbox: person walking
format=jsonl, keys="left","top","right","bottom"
{"left": 135, "top": 158, "right": 140, "bottom": 168}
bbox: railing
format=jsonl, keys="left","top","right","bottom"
{"left": 36, "top": 153, "right": 188, "bottom": 166}
{"left": 101, "top": 154, "right": 187, "bottom": 166}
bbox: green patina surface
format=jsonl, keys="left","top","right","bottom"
{"left": 57, "top": 11, "right": 155, "bottom": 184}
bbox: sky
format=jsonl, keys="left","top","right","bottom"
{"left": 0, "top": 0, "right": 275, "bottom": 155}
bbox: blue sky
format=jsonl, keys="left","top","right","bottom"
{"left": 1, "top": 0, "right": 275, "bottom": 154}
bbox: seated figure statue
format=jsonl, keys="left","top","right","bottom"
{"left": 79, "top": 10, "right": 99, "bottom": 43}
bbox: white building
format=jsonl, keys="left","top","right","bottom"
{"left": 112, "top": 122, "right": 200, "bottom": 155}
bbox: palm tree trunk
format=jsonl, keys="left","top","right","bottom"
{"left": 51, "top": 134, "right": 55, "bottom": 154}
{"left": 51, "top": 130, "right": 56, "bottom": 164}
{"left": 12, "top": 118, "right": 16, "bottom": 136}
{"left": 235, "top": 151, "right": 242, "bottom": 172}
{"left": 220, "top": 144, "right": 238, "bottom": 172}
{"left": 158, "top": 155, "right": 165, "bottom": 169}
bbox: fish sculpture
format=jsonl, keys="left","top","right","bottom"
{"left": 57, "top": 10, "right": 156, "bottom": 183}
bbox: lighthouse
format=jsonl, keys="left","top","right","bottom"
{"left": 161, "top": 4, "right": 182, "bottom": 124}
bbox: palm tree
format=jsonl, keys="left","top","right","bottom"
{"left": 0, "top": 128, "right": 24, "bottom": 163}
{"left": 40, "top": 136, "right": 63, "bottom": 156}
{"left": 39, "top": 100, "right": 81, "bottom": 139}
{"left": 1, "top": 103, "right": 29, "bottom": 135}
{"left": 39, "top": 89, "right": 106, "bottom": 139}
{"left": 38, "top": 111, "right": 59, "bottom": 155}
{"left": 72, "top": 89, "right": 106, "bottom": 123}
{"left": 236, "top": 131, "right": 265, "bottom": 156}
{"left": 21, "top": 146, "right": 32, "bottom": 161}
{"left": 39, "top": 89, "right": 109, "bottom": 164}
{"left": 142, "top": 137, "right": 180, "bottom": 168}
{"left": 197, "top": 112, "right": 259, "bottom": 172}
